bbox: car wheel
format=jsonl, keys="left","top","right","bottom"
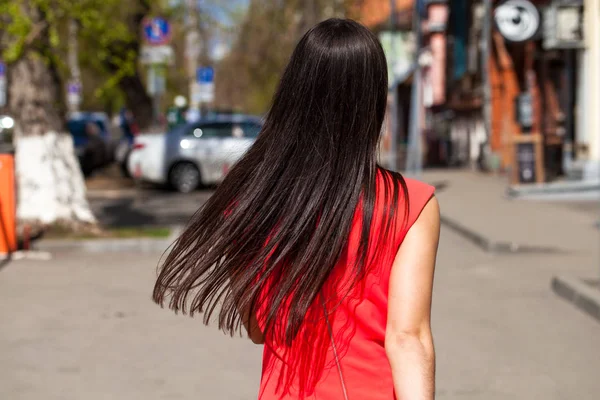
{"left": 169, "top": 162, "right": 201, "bottom": 193}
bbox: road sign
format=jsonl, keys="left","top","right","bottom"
{"left": 140, "top": 45, "right": 174, "bottom": 65}
{"left": 196, "top": 66, "right": 214, "bottom": 84}
{"left": 196, "top": 67, "right": 215, "bottom": 103}
{"left": 0, "top": 61, "right": 6, "bottom": 108}
{"left": 0, "top": 81, "right": 5, "bottom": 108}
{"left": 142, "top": 17, "right": 172, "bottom": 46}
{"left": 66, "top": 81, "right": 82, "bottom": 107}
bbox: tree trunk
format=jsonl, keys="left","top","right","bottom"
{"left": 103, "top": 0, "right": 154, "bottom": 130}
{"left": 119, "top": 74, "right": 154, "bottom": 130}
{"left": 9, "top": 39, "right": 96, "bottom": 228}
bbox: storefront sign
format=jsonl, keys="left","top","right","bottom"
{"left": 516, "top": 142, "right": 537, "bottom": 183}
{"left": 515, "top": 93, "right": 534, "bottom": 130}
{"left": 494, "top": 0, "right": 541, "bottom": 42}
{"left": 543, "top": 3, "right": 584, "bottom": 49}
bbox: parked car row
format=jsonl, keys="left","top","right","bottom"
{"left": 2, "top": 112, "right": 261, "bottom": 192}
{"left": 127, "top": 115, "right": 263, "bottom": 193}
{"left": 2, "top": 112, "right": 119, "bottom": 176}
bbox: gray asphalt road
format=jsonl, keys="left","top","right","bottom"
{"left": 89, "top": 184, "right": 600, "bottom": 231}
{"left": 1, "top": 227, "right": 599, "bottom": 400}
{"left": 89, "top": 188, "right": 214, "bottom": 228}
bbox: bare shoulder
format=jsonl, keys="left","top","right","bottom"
{"left": 418, "top": 195, "right": 440, "bottom": 231}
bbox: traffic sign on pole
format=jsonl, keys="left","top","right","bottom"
{"left": 0, "top": 61, "right": 7, "bottom": 108}
{"left": 196, "top": 66, "right": 214, "bottom": 84}
{"left": 140, "top": 45, "right": 174, "bottom": 65}
{"left": 142, "top": 17, "right": 172, "bottom": 46}
{"left": 66, "top": 81, "right": 82, "bottom": 109}
{"left": 196, "top": 66, "right": 215, "bottom": 103}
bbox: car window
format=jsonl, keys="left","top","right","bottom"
{"left": 186, "top": 122, "right": 233, "bottom": 139}
{"left": 232, "top": 122, "right": 262, "bottom": 138}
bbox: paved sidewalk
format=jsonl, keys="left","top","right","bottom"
{"left": 1, "top": 231, "right": 599, "bottom": 399}
{"left": 0, "top": 251, "right": 263, "bottom": 400}
{"left": 421, "top": 170, "right": 599, "bottom": 254}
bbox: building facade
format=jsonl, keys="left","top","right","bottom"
{"left": 443, "top": 0, "right": 594, "bottom": 185}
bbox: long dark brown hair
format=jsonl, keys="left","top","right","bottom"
{"left": 153, "top": 19, "right": 407, "bottom": 348}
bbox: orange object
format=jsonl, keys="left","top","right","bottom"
{"left": 0, "top": 154, "right": 17, "bottom": 254}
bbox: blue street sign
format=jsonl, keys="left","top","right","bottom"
{"left": 196, "top": 66, "right": 214, "bottom": 84}
{"left": 67, "top": 81, "right": 81, "bottom": 94}
{"left": 142, "top": 17, "right": 172, "bottom": 46}
{"left": 0, "top": 62, "right": 6, "bottom": 78}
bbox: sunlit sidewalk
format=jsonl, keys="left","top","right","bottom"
{"left": 421, "top": 169, "right": 599, "bottom": 254}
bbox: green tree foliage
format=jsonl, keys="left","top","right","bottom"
{"left": 214, "top": 0, "right": 362, "bottom": 114}
{"left": 0, "top": 0, "right": 154, "bottom": 126}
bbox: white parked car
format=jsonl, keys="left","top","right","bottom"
{"left": 128, "top": 116, "right": 262, "bottom": 193}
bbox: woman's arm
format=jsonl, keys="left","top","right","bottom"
{"left": 385, "top": 196, "right": 440, "bottom": 399}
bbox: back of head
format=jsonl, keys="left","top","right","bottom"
{"left": 266, "top": 18, "right": 389, "bottom": 167}
{"left": 154, "top": 19, "right": 404, "bottom": 391}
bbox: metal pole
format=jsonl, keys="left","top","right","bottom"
{"left": 153, "top": 66, "right": 161, "bottom": 124}
{"left": 67, "top": 19, "right": 81, "bottom": 115}
{"left": 389, "top": 0, "right": 398, "bottom": 171}
{"left": 406, "top": 0, "right": 422, "bottom": 177}
{"left": 185, "top": 0, "right": 200, "bottom": 116}
{"left": 480, "top": 0, "right": 493, "bottom": 169}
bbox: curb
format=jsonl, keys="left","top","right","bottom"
{"left": 552, "top": 275, "right": 600, "bottom": 322}
{"left": 439, "top": 214, "right": 563, "bottom": 254}
{"left": 431, "top": 181, "right": 559, "bottom": 254}
{"left": 506, "top": 180, "right": 600, "bottom": 199}
{"left": 34, "top": 226, "right": 182, "bottom": 254}
{"left": 87, "top": 189, "right": 139, "bottom": 200}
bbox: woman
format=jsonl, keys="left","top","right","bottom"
{"left": 154, "top": 19, "right": 440, "bottom": 400}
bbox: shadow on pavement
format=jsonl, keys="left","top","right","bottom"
{"left": 90, "top": 189, "right": 213, "bottom": 229}
{"left": 0, "top": 255, "right": 11, "bottom": 272}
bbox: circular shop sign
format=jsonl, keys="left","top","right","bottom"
{"left": 494, "top": 0, "right": 541, "bottom": 43}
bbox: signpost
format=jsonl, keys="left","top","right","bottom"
{"left": 66, "top": 81, "right": 82, "bottom": 111}
{"left": 196, "top": 66, "right": 215, "bottom": 103}
{"left": 0, "top": 61, "right": 6, "bottom": 108}
{"left": 140, "top": 45, "right": 174, "bottom": 66}
{"left": 189, "top": 66, "right": 214, "bottom": 120}
{"left": 141, "top": 17, "right": 173, "bottom": 123}
{"left": 543, "top": 2, "right": 585, "bottom": 50}
{"left": 512, "top": 133, "right": 545, "bottom": 185}
{"left": 142, "top": 17, "right": 172, "bottom": 46}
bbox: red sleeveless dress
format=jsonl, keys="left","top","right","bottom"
{"left": 257, "top": 173, "right": 435, "bottom": 399}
